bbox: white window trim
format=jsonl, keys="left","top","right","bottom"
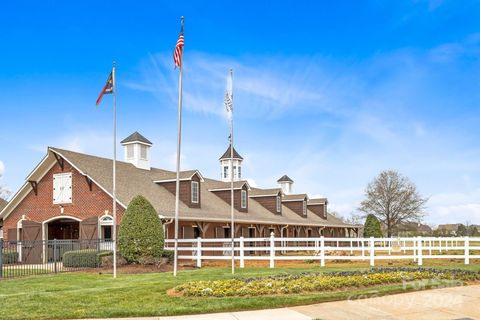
{"left": 303, "top": 200, "right": 307, "bottom": 216}
{"left": 276, "top": 195, "right": 281, "bottom": 213}
{"left": 191, "top": 181, "right": 199, "bottom": 203}
{"left": 53, "top": 172, "right": 72, "bottom": 205}
{"left": 241, "top": 190, "right": 247, "bottom": 209}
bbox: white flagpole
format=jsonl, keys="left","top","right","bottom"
{"left": 173, "top": 16, "right": 184, "bottom": 277}
{"left": 229, "top": 69, "right": 235, "bottom": 275}
{"left": 112, "top": 61, "right": 118, "bottom": 279}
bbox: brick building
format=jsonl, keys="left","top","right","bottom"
{"left": 0, "top": 132, "right": 359, "bottom": 245}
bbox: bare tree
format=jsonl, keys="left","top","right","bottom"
{"left": 0, "top": 172, "right": 11, "bottom": 200}
{"left": 358, "top": 170, "right": 427, "bottom": 237}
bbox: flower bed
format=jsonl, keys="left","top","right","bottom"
{"left": 174, "top": 268, "right": 480, "bottom": 297}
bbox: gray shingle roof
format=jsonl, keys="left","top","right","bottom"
{"left": 283, "top": 194, "right": 308, "bottom": 201}
{"left": 308, "top": 198, "right": 327, "bottom": 205}
{"left": 219, "top": 146, "right": 243, "bottom": 160}
{"left": 277, "top": 175, "right": 293, "bottom": 183}
{"left": 120, "top": 132, "right": 152, "bottom": 145}
{"left": 47, "top": 147, "right": 353, "bottom": 228}
{"left": 250, "top": 188, "right": 282, "bottom": 197}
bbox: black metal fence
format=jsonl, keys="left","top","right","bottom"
{"left": 0, "top": 239, "right": 114, "bottom": 279}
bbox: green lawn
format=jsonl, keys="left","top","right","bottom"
{"left": 1, "top": 265, "right": 479, "bottom": 320}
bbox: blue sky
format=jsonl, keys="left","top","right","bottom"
{"left": 1, "top": 0, "right": 480, "bottom": 225}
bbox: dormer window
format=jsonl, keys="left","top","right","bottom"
{"left": 241, "top": 190, "right": 247, "bottom": 208}
{"left": 276, "top": 195, "right": 281, "bottom": 213}
{"left": 303, "top": 200, "right": 307, "bottom": 216}
{"left": 191, "top": 181, "right": 199, "bottom": 203}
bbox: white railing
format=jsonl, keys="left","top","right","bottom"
{"left": 164, "top": 235, "right": 480, "bottom": 268}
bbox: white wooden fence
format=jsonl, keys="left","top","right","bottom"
{"left": 164, "top": 235, "right": 480, "bottom": 268}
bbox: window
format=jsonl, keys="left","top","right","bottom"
{"left": 276, "top": 195, "right": 281, "bottom": 213}
{"left": 53, "top": 173, "right": 72, "bottom": 204}
{"left": 238, "top": 166, "right": 242, "bottom": 178}
{"left": 191, "top": 181, "right": 199, "bottom": 203}
{"left": 140, "top": 145, "right": 147, "bottom": 160}
{"left": 241, "top": 190, "right": 247, "bottom": 208}
{"left": 303, "top": 200, "right": 307, "bottom": 216}
{"left": 233, "top": 166, "right": 237, "bottom": 178}
{"left": 223, "top": 166, "right": 229, "bottom": 179}
{"left": 126, "top": 145, "right": 134, "bottom": 159}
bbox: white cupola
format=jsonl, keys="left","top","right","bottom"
{"left": 277, "top": 175, "right": 294, "bottom": 195}
{"left": 120, "top": 131, "right": 152, "bottom": 170}
{"left": 219, "top": 145, "right": 243, "bottom": 182}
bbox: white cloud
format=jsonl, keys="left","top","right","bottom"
{"left": 0, "top": 160, "right": 4, "bottom": 177}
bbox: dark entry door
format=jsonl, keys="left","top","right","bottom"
{"left": 80, "top": 217, "right": 98, "bottom": 249}
{"left": 21, "top": 221, "right": 43, "bottom": 264}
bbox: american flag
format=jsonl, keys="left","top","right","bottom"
{"left": 173, "top": 23, "right": 184, "bottom": 68}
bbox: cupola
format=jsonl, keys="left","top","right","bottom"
{"left": 120, "top": 132, "right": 152, "bottom": 170}
{"left": 277, "top": 175, "right": 293, "bottom": 195}
{"left": 219, "top": 145, "right": 243, "bottom": 182}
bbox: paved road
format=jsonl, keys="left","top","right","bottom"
{"left": 83, "top": 284, "right": 480, "bottom": 320}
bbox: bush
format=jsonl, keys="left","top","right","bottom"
{"left": 1, "top": 252, "right": 19, "bottom": 264}
{"left": 62, "top": 249, "right": 112, "bottom": 268}
{"left": 364, "top": 214, "right": 383, "bottom": 237}
{"left": 118, "top": 195, "right": 164, "bottom": 263}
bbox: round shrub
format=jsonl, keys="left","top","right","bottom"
{"left": 118, "top": 195, "right": 164, "bottom": 263}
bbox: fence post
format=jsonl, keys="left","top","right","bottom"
{"left": 417, "top": 236, "right": 423, "bottom": 266}
{"left": 465, "top": 236, "right": 470, "bottom": 265}
{"left": 53, "top": 239, "right": 58, "bottom": 273}
{"left": 361, "top": 240, "right": 365, "bottom": 258}
{"left": 0, "top": 239, "right": 3, "bottom": 279}
{"left": 320, "top": 236, "right": 325, "bottom": 267}
{"left": 196, "top": 237, "right": 202, "bottom": 268}
{"left": 413, "top": 238, "right": 417, "bottom": 262}
{"left": 369, "top": 237, "right": 374, "bottom": 267}
{"left": 269, "top": 232, "right": 275, "bottom": 268}
{"left": 429, "top": 239, "right": 432, "bottom": 255}
{"left": 350, "top": 240, "right": 353, "bottom": 254}
{"left": 239, "top": 236, "right": 245, "bottom": 268}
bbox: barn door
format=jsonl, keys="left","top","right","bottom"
{"left": 80, "top": 217, "right": 98, "bottom": 249}
{"left": 22, "top": 221, "right": 43, "bottom": 264}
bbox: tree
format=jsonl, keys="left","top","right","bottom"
{"left": 363, "top": 214, "right": 383, "bottom": 237}
{"left": 456, "top": 224, "right": 467, "bottom": 236}
{"left": 0, "top": 171, "right": 11, "bottom": 200}
{"left": 118, "top": 195, "right": 164, "bottom": 263}
{"left": 358, "top": 170, "right": 428, "bottom": 237}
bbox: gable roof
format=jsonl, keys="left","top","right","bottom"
{"left": 283, "top": 193, "right": 308, "bottom": 202}
{"left": 219, "top": 146, "right": 243, "bottom": 160}
{"left": 249, "top": 188, "right": 282, "bottom": 197}
{"left": 277, "top": 175, "right": 293, "bottom": 183}
{"left": 308, "top": 198, "right": 327, "bottom": 205}
{"left": 120, "top": 131, "right": 152, "bottom": 145}
{"left": 153, "top": 170, "right": 204, "bottom": 183}
{"left": 206, "top": 179, "right": 250, "bottom": 191}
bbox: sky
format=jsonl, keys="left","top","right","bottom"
{"left": 1, "top": 0, "right": 480, "bottom": 226}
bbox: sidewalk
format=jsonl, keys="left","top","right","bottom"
{"left": 83, "top": 284, "right": 480, "bottom": 320}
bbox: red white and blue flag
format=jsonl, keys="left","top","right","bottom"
{"left": 173, "top": 23, "right": 184, "bottom": 68}
{"left": 96, "top": 71, "right": 114, "bottom": 106}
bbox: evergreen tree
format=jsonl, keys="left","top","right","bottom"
{"left": 118, "top": 195, "right": 164, "bottom": 263}
{"left": 363, "top": 214, "right": 383, "bottom": 237}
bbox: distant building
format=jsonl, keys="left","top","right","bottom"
{"left": 395, "top": 222, "right": 432, "bottom": 236}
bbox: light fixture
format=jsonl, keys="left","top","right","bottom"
{"left": 60, "top": 206, "right": 64, "bottom": 214}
